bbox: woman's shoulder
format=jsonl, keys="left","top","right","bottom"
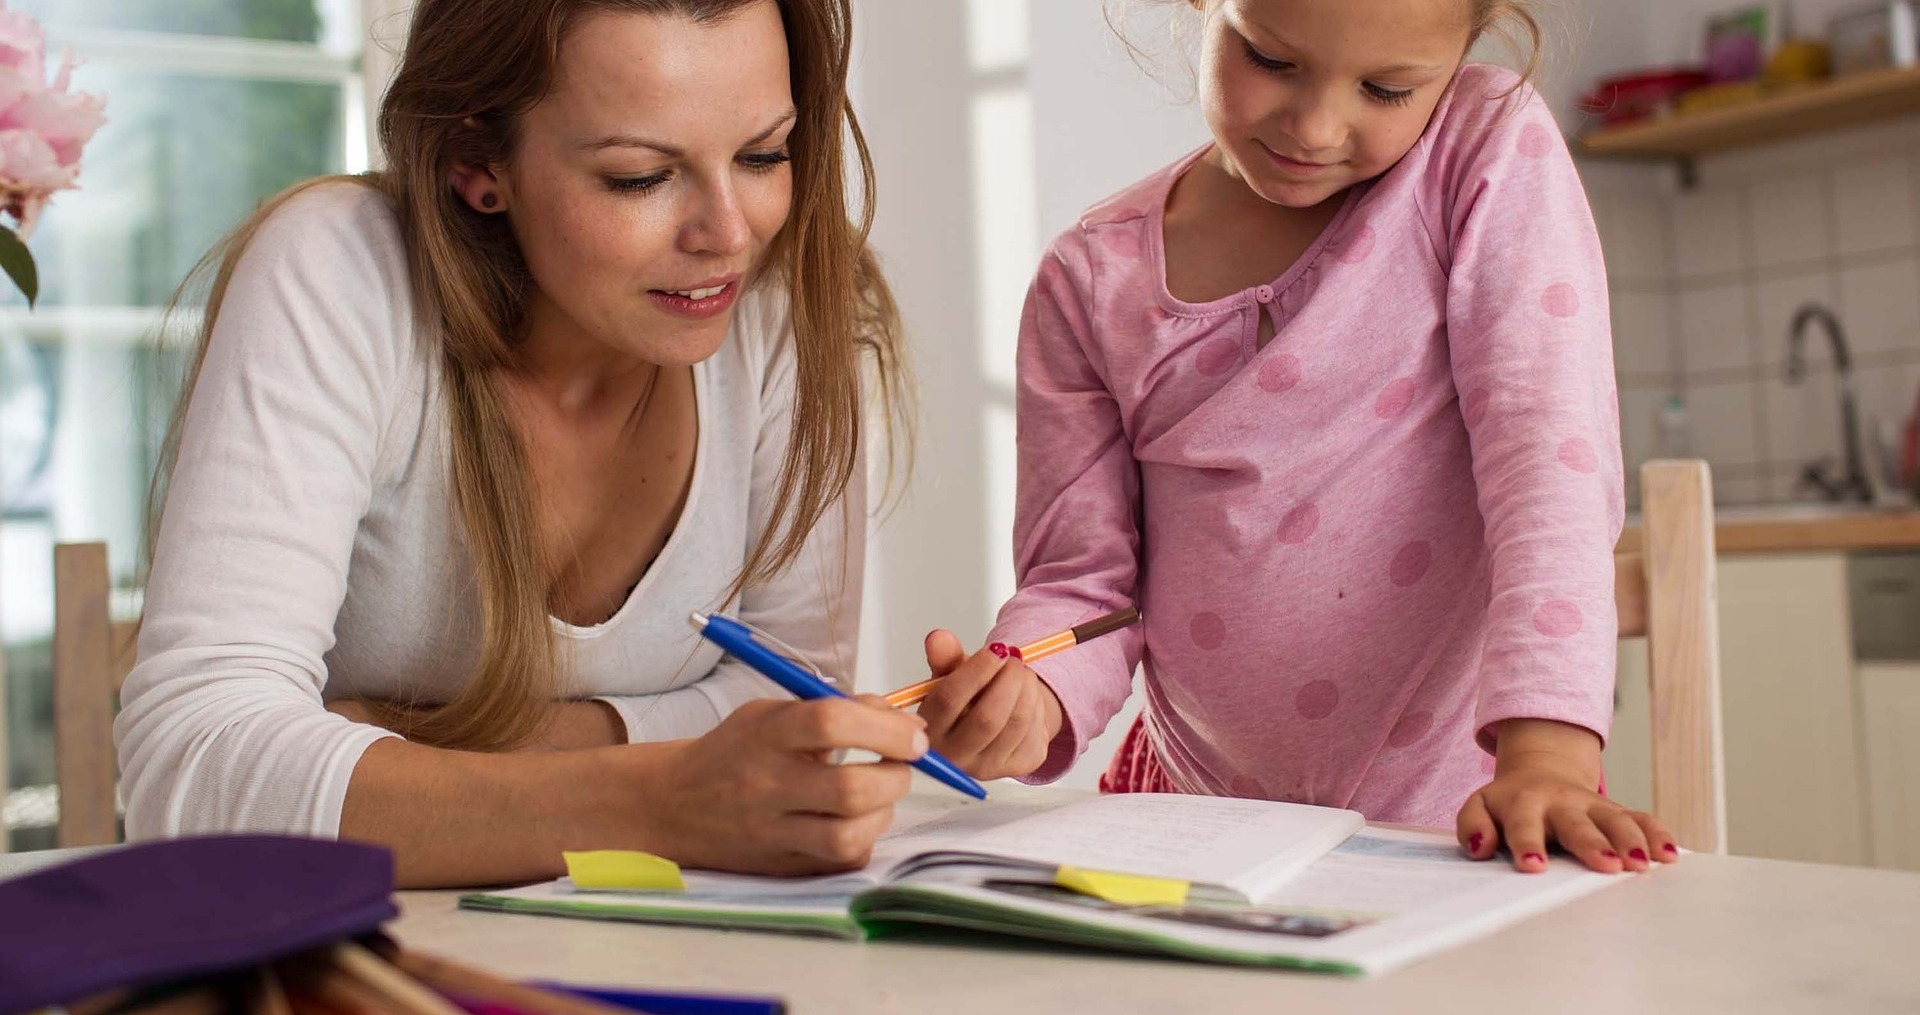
{"left": 244, "top": 178, "right": 409, "bottom": 282}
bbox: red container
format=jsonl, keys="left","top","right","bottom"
{"left": 1578, "top": 69, "right": 1713, "bottom": 126}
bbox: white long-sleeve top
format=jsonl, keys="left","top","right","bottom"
{"left": 114, "top": 182, "right": 864, "bottom": 840}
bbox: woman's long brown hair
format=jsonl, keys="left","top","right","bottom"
{"left": 150, "top": 0, "right": 908, "bottom": 750}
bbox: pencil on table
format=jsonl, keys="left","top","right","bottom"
{"left": 883, "top": 607, "right": 1140, "bottom": 709}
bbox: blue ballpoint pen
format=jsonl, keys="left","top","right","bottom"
{"left": 689, "top": 612, "right": 988, "bottom": 800}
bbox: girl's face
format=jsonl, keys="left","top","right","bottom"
{"left": 489, "top": 1, "right": 795, "bottom": 366}
{"left": 1198, "top": 0, "right": 1471, "bottom": 208}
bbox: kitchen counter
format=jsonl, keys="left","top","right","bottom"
{"left": 1618, "top": 503, "right": 1920, "bottom": 555}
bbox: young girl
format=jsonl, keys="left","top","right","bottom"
{"left": 917, "top": 0, "right": 1676, "bottom": 875}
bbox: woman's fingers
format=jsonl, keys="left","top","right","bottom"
{"left": 772, "top": 697, "right": 927, "bottom": 762}
{"left": 778, "top": 807, "right": 897, "bottom": 870}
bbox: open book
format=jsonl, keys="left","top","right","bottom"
{"left": 460, "top": 791, "right": 1628, "bottom": 976}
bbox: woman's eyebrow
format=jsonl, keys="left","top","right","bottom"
{"left": 578, "top": 108, "right": 798, "bottom": 156}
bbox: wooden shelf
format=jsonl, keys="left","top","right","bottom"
{"left": 1576, "top": 65, "right": 1920, "bottom": 161}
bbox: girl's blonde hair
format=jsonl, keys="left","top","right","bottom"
{"left": 1116, "top": 0, "right": 1549, "bottom": 91}
{"left": 151, "top": 0, "right": 908, "bottom": 751}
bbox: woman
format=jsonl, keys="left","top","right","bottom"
{"left": 113, "top": 0, "right": 922, "bottom": 888}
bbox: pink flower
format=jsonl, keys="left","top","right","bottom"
{"left": 0, "top": 4, "right": 104, "bottom": 237}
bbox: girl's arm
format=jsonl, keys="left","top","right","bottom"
{"left": 944, "top": 234, "right": 1144, "bottom": 783}
{"left": 1433, "top": 71, "right": 1675, "bottom": 870}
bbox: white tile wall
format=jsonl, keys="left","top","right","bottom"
{"left": 1750, "top": 173, "right": 1832, "bottom": 271}
{"left": 1611, "top": 288, "right": 1673, "bottom": 381}
{"left": 1837, "top": 259, "right": 1920, "bottom": 358}
{"left": 1673, "top": 188, "right": 1748, "bottom": 280}
{"left": 1599, "top": 195, "right": 1672, "bottom": 285}
{"left": 1676, "top": 283, "right": 1755, "bottom": 378}
{"left": 1833, "top": 157, "right": 1919, "bottom": 257}
{"left": 1684, "top": 381, "right": 1762, "bottom": 469}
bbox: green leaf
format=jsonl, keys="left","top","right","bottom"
{"left": 0, "top": 226, "right": 37, "bottom": 308}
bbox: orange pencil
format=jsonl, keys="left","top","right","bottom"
{"left": 884, "top": 607, "right": 1140, "bottom": 709}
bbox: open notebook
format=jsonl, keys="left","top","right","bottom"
{"left": 461, "top": 791, "right": 1628, "bottom": 976}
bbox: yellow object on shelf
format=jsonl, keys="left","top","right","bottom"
{"left": 1054, "top": 866, "right": 1190, "bottom": 906}
{"left": 562, "top": 850, "right": 686, "bottom": 891}
{"left": 1676, "top": 80, "right": 1768, "bottom": 114}
{"left": 1765, "top": 39, "right": 1831, "bottom": 85}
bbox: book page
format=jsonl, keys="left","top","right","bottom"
{"left": 899, "top": 793, "right": 1364, "bottom": 900}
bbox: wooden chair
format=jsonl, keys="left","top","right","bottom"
{"left": 52, "top": 541, "right": 140, "bottom": 847}
{"left": 1615, "top": 460, "right": 1728, "bottom": 854}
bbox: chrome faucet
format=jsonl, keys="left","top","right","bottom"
{"left": 1786, "top": 303, "right": 1873, "bottom": 503}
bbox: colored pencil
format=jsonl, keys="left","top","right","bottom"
{"left": 884, "top": 607, "right": 1140, "bottom": 709}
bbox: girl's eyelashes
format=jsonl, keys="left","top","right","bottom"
{"left": 1364, "top": 83, "right": 1416, "bottom": 107}
{"left": 1238, "top": 36, "right": 1417, "bottom": 108}
{"left": 1240, "top": 38, "right": 1291, "bottom": 72}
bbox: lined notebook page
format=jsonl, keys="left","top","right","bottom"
{"left": 911, "top": 793, "right": 1365, "bottom": 902}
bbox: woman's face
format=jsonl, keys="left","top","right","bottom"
{"left": 489, "top": 1, "right": 795, "bottom": 366}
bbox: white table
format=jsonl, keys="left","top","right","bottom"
{"left": 10, "top": 816, "right": 1920, "bottom": 1013}
{"left": 388, "top": 844, "right": 1920, "bottom": 1013}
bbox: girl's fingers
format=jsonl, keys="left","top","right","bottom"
{"left": 923, "top": 629, "right": 967, "bottom": 676}
{"left": 1456, "top": 791, "right": 1498, "bottom": 861}
{"left": 944, "top": 660, "right": 1026, "bottom": 759}
{"left": 1497, "top": 797, "right": 1552, "bottom": 873}
{"left": 1547, "top": 805, "right": 1624, "bottom": 873}
{"left": 917, "top": 649, "right": 1006, "bottom": 742}
{"left": 1594, "top": 806, "right": 1653, "bottom": 871}
{"left": 981, "top": 676, "right": 1044, "bottom": 777}
{"left": 1631, "top": 810, "right": 1682, "bottom": 863}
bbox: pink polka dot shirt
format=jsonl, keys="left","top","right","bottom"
{"left": 989, "top": 66, "right": 1624, "bottom": 827}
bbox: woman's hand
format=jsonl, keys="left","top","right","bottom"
{"left": 1457, "top": 718, "right": 1680, "bottom": 873}
{"left": 642, "top": 696, "right": 926, "bottom": 876}
{"left": 915, "top": 629, "right": 1062, "bottom": 781}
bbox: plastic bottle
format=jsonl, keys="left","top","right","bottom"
{"left": 1655, "top": 394, "right": 1692, "bottom": 459}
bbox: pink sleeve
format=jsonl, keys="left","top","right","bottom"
{"left": 1431, "top": 79, "right": 1625, "bottom": 753}
{"left": 989, "top": 232, "right": 1145, "bottom": 783}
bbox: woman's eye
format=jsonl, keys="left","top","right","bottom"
{"left": 606, "top": 172, "right": 670, "bottom": 194}
{"left": 739, "top": 150, "right": 792, "bottom": 172}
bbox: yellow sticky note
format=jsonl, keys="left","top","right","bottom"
{"left": 1054, "top": 865, "right": 1189, "bottom": 907}
{"left": 562, "top": 850, "right": 685, "bottom": 891}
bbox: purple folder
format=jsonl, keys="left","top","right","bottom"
{"left": 0, "top": 836, "right": 396, "bottom": 1013}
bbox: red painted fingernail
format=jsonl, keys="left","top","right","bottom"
{"left": 988, "top": 642, "right": 1009, "bottom": 658}
{"left": 1630, "top": 848, "right": 1648, "bottom": 862}
{"left": 1008, "top": 646, "right": 1025, "bottom": 660}
{"left": 1663, "top": 843, "right": 1678, "bottom": 855}
{"left": 1468, "top": 832, "right": 1483, "bottom": 853}
{"left": 1601, "top": 849, "right": 1619, "bottom": 859}
{"left": 1524, "top": 852, "right": 1545, "bottom": 865}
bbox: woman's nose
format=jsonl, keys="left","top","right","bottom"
{"left": 682, "top": 184, "right": 752, "bottom": 257}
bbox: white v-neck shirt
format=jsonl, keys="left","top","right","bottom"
{"left": 114, "top": 182, "right": 864, "bottom": 839}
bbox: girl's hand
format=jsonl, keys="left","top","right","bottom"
{"left": 1457, "top": 718, "right": 1680, "bottom": 873}
{"left": 647, "top": 696, "right": 926, "bottom": 875}
{"left": 916, "top": 629, "right": 1063, "bottom": 781}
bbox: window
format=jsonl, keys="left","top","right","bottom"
{"left": 0, "top": 0, "right": 372, "bottom": 849}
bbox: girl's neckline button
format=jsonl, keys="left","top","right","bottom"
{"left": 1255, "top": 284, "right": 1275, "bottom": 304}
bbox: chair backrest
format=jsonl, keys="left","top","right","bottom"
{"left": 1616, "top": 460, "right": 1727, "bottom": 854}
{"left": 52, "top": 542, "right": 139, "bottom": 848}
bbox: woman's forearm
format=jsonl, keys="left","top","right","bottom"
{"left": 326, "top": 700, "right": 626, "bottom": 752}
{"left": 337, "top": 736, "right": 681, "bottom": 887}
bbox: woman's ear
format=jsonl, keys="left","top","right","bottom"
{"left": 450, "top": 163, "right": 507, "bottom": 213}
